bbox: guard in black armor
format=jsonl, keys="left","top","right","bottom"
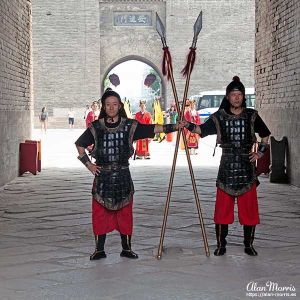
{"left": 75, "top": 88, "right": 182, "bottom": 260}
{"left": 184, "top": 76, "right": 271, "bottom": 256}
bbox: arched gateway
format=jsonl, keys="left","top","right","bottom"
{"left": 99, "top": 1, "right": 167, "bottom": 110}
{"left": 102, "top": 55, "right": 166, "bottom": 108}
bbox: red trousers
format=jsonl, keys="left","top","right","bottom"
{"left": 92, "top": 198, "right": 133, "bottom": 235}
{"left": 214, "top": 184, "right": 260, "bottom": 225}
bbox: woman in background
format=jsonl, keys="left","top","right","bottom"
{"left": 39, "top": 107, "right": 48, "bottom": 133}
{"left": 86, "top": 101, "right": 101, "bottom": 128}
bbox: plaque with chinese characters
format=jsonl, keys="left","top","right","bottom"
{"left": 114, "top": 12, "right": 152, "bottom": 26}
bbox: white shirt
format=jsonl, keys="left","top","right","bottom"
{"left": 68, "top": 111, "right": 75, "bottom": 118}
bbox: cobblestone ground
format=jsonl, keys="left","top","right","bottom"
{"left": 0, "top": 130, "right": 299, "bottom": 300}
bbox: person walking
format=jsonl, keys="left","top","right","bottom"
{"left": 68, "top": 108, "right": 75, "bottom": 129}
{"left": 39, "top": 107, "right": 48, "bottom": 133}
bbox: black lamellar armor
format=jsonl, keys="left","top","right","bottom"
{"left": 211, "top": 108, "right": 258, "bottom": 196}
{"left": 89, "top": 118, "right": 138, "bottom": 210}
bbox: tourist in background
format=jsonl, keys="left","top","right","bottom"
{"left": 68, "top": 108, "right": 75, "bottom": 129}
{"left": 134, "top": 100, "right": 153, "bottom": 159}
{"left": 164, "top": 103, "right": 178, "bottom": 142}
{"left": 185, "top": 99, "right": 201, "bottom": 155}
{"left": 84, "top": 104, "right": 91, "bottom": 120}
{"left": 86, "top": 101, "right": 100, "bottom": 128}
{"left": 39, "top": 107, "right": 48, "bottom": 134}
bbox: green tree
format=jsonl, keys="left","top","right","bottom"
{"left": 149, "top": 68, "right": 161, "bottom": 96}
{"left": 104, "top": 76, "right": 111, "bottom": 90}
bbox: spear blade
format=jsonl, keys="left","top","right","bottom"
{"left": 194, "top": 11, "right": 203, "bottom": 37}
{"left": 156, "top": 13, "right": 167, "bottom": 45}
{"left": 192, "top": 11, "right": 203, "bottom": 48}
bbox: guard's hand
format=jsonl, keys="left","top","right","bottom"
{"left": 86, "top": 162, "right": 101, "bottom": 175}
{"left": 175, "top": 120, "right": 186, "bottom": 130}
{"left": 182, "top": 119, "right": 190, "bottom": 128}
{"left": 249, "top": 151, "right": 263, "bottom": 162}
{"left": 182, "top": 119, "right": 197, "bottom": 132}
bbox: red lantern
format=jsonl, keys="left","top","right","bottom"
{"left": 144, "top": 74, "right": 156, "bottom": 87}
{"left": 109, "top": 73, "right": 120, "bottom": 87}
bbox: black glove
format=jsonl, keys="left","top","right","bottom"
{"left": 185, "top": 122, "right": 196, "bottom": 133}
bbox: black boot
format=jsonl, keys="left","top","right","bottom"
{"left": 90, "top": 234, "right": 107, "bottom": 260}
{"left": 214, "top": 224, "right": 228, "bottom": 256}
{"left": 120, "top": 234, "right": 138, "bottom": 259}
{"left": 244, "top": 225, "right": 258, "bottom": 256}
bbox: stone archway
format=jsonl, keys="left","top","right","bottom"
{"left": 101, "top": 55, "right": 166, "bottom": 110}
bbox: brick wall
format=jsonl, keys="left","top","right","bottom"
{"left": 0, "top": 0, "right": 32, "bottom": 187}
{"left": 166, "top": 0, "right": 255, "bottom": 101}
{"left": 32, "top": 0, "right": 100, "bottom": 127}
{"left": 255, "top": 0, "right": 300, "bottom": 186}
{"left": 32, "top": 0, "right": 255, "bottom": 123}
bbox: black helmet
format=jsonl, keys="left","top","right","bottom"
{"left": 219, "top": 76, "right": 246, "bottom": 110}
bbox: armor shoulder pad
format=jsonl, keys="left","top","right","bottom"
{"left": 245, "top": 108, "right": 257, "bottom": 114}
{"left": 90, "top": 119, "right": 101, "bottom": 130}
{"left": 208, "top": 110, "right": 219, "bottom": 120}
{"left": 209, "top": 110, "right": 222, "bottom": 144}
{"left": 245, "top": 108, "right": 258, "bottom": 119}
{"left": 212, "top": 109, "right": 224, "bottom": 121}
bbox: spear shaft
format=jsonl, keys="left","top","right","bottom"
{"left": 179, "top": 53, "right": 210, "bottom": 258}
{"left": 157, "top": 52, "right": 209, "bottom": 259}
{"left": 156, "top": 50, "right": 181, "bottom": 259}
{"left": 156, "top": 12, "right": 209, "bottom": 259}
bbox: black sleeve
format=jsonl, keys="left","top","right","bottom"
{"left": 254, "top": 114, "right": 271, "bottom": 138}
{"left": 199, "top": 118, "right": 217, "bottom": 138}
{"left": 133, "top": 123, "right": 156, "bottom": 141}
{"left": 75, "top": 128, "right": 95, "bottom": 148}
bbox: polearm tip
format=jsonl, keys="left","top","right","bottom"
{"left": 181, "top": 11, "right": 202, "bottom": 77}
{"left": 156, "top": 13, "right": 167, "bottom": 48}
{"left": 192, "top": 11, "right": 203, "bottom": 48}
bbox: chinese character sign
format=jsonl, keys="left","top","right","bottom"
{"left": 114, "top": 12, "right": 152, "bottom": 26}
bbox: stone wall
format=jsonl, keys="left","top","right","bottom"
{"left": 32, "top": 0, "right": 100, "bottom": 127}
{"left": 0, "top": 0, "right": 32, "bottom": 187}
{"left": 255, "top": 0, "right": 300, "bottom": 186}
{"left": 166, "top": 0, "right": 255, "bottom": 102}
{"left": 99, "top": 0, "right": 255, "bottom": 108}
{"left": 32, "top": 0, "right": 255, "bottom": 124}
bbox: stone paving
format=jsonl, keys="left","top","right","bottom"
{"left": 0, "top": 130, "right": 299, "bottom": 300}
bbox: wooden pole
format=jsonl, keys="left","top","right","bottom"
{"left": 156, "top": 50, "right": 210, "bottom": 259}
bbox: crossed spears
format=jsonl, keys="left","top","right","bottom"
{"left": 155, "top": 12, "right": 210, "bottom": 259}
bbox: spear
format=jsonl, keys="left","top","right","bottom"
{"left": 156, "top": 12, "right": 209, "bottom": 259}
